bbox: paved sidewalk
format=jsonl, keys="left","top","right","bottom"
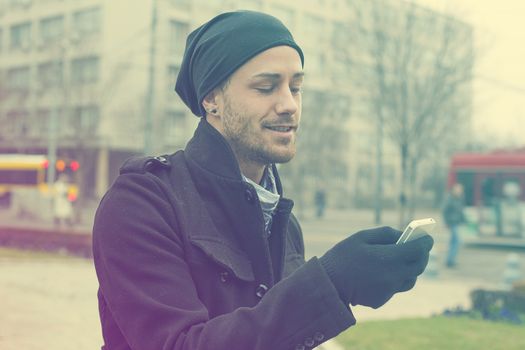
{"left": 351, "top": 277, "right": 487, "bottom": 322}
{"left": 317, "top": 339, "right": 345, "bottom": 350}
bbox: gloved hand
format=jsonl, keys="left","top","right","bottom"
{"left": 319, "top": 226, "right": 433, "bottom": 309}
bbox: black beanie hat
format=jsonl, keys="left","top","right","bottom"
{"left": 175, "top": 10, "right": 304, "bottom": 117}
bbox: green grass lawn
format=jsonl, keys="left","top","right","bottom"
{"left": 336, "top": 316, "right": 525, "bottom": 350}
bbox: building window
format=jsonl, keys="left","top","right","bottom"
{"left": 6, "top": 109, "right": 29, "bottom": 136}
{"left": 307, "top": 52, "right": 325, "bottom": 76}
{"left": 7, "top": 66, "right": 30, "bottom": 92}
{"left": 169, "top": 20, "right": 189, "bottom": 56}
{"left": 72, "top": 105, "right": 99, "bottom": 135}
{"left": 52, "top": 109, "right": 67, "bottom": 138}
{"left": 270, "top": 5, "right": 295, "bottom": 29}
{"left": 356, "top": 163, "right": 373, "bottom": 190}
{"left": 167, "top": 64, "right": 180, "bottom": 90}
{"left": 39, "top": 15, "right": 64, "bottom": 46}
{"left": 356, "top": 133, "right": 373, "bottom": 154}
{"left": 303, "top": 14, "right": 324, "bottom": 43}
{"left": 331, "top": 21, "right": 349, "bottom": 48}
{"left": 10, "top": 22, "right": 31, "bottom": 51}
{"left": 38, "top": 61, "right": 63, "bottom": 88}
{"left": 71, "top": 56, "right": 99, "bottom": 84}
{"left": 73, "top": 7, "right": 101, "bottom": 38}
{"left": 9, "top": 0, "right": 32, "bottom": 8}
{"left": 332, "top": 52, "right": 350, "bottom": 79}
{"left": 164, "top": 110, "right": 186, "bottom": 145}
{"left": 35, "top": 109, "right": 51, "bottom": 136}
{"left": 241, "top": 0, "right": 261, "bottom": 10}
{"left": 169, "top": 0, "right": 191, "bottom": 11}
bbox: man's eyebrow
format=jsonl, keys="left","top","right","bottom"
{"left": 251, "top": 72, "right": 305, "bottom": 80}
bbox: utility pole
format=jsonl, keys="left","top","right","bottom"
{"left": 374, "top": 106, "right": 383, "bottom": 225}
{"left": 144, "top": 0, "right": 158, "bottom": 155}
{"left": 47, "top": 108, "right": 58, "bottom": 190}
{"left": 47, "top": 45, "right": 64, "bottom": 191}
{"left": 47, "top": 35, "right": 73, "bottom": 205}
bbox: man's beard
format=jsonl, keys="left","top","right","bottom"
{"left": 222, "top": 100, "right": 296, "bottom": 166}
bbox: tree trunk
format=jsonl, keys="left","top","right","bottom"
{"left": 374, "top": 108, "right": 384, "bottom": 225}
{"left": 408, "top": 157, "right": 418, "bottom": 220}
{"left": 399, "top": 142, "right": 409, "bottom": 228}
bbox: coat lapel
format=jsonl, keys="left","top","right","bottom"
{"left": 185, "top": 120, "right": 275, "bottom": 286}
{"left": 166, "top": 151, "right": 256, "bottom": 282}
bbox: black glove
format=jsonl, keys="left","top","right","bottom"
{"left": 319, "top": 226, "right": 433, "bottom": 309}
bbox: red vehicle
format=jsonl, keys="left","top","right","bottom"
{"left": 448, "top": 149, "right": 525, "bottom": 238}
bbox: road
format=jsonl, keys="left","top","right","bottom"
{"left": 300, "top": 208, "right": 525, "bottom": 288}
{"left": 0, "top": 250, "right": 101, "bottom": 350}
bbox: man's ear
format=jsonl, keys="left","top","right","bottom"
{"left": 202, "top": 89, "right": 221, "bottom": 117}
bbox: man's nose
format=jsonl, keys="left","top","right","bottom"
{"left": 275, "top": 87, "right": 299, "bottom": 116}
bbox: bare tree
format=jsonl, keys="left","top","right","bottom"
{"left": 279, "top": 90, "right": 349, "bottom": 218}
{"left": 350, "top": 0, "right": 474, "bottom": 226}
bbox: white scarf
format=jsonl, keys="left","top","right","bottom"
{"left": 242, "top": 166, "right": 280, "bottom": 235}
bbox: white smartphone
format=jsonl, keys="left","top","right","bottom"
{"left": 396, "top": 218, "right": 436, "bottom": 244}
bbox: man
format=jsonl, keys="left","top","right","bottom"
{"left": 93, "top": 11, "right": 433, "bottom": 350}
{"left": 442, "top": 183, "right": 465, "bottom": 267}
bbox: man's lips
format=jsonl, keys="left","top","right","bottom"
{"left": 263, "top": 125, "right": 297, "bottom": 132}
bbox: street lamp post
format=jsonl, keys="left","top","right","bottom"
{"left": 144, "top": 0, "right": 158, "bottom": 155}
{"left": 46, "top": 107, "right": 58, "bottom": 190}
{"left": 46, "top": 35, "right": 75, "bottom": 195}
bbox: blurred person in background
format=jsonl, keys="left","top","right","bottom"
{"left": 92, "top": 10, "right": 433, "bottom": 350}
{"left": 442, "top": 183, "right": 466, "bottom": 268}
{"left": 53, "top": 174, "right": 73, "bottom": 227}
{"left": 314, "top": 186, "right": 327, "bottom": 218}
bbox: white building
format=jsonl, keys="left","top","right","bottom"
{"left": 0, "top": 0, "right": 472, "bottom": 210}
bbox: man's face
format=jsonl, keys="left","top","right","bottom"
{"left": 211, "top": 45, "right": 304, "bottom": 167}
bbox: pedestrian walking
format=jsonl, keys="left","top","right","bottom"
{"left": 314, "top": 187, "right": 327, "bottom": 218}
{"left": 442, "top": 183, "right": 466, "bottom": 267}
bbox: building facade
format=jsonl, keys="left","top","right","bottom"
{"left": 0, "top": 0, "right": 472, "bottom": 212}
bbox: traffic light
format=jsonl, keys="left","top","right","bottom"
{"left": 52, "top": 159, "right": 80, "bottom": 173}
{"left": 56, "top": 159, "right": 66, "bottom": 172}
{"left": 70, "top": 160, "right": 80, "bottom": 172}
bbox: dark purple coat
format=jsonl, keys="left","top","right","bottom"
{"left": 92, "top": 119, "right": 355, "bottom": 350}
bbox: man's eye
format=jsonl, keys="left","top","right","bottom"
{"left": 291, "top": 86, "right": 303, "bottom": 95}
{"left": 255, "top": 86, "right": 275, "bottom": 94}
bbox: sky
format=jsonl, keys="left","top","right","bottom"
{"left": 413, "top": 0, "right": 525, "bottom": 147}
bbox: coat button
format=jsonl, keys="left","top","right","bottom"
{"left": 294, "top": 345, "right": 305, "bottom": 350}
{"left": 314, "top": 332, "right": 325, "bottom": 342}
{"left": 255, "top": 284, "right": 268, "bottom": 298}
{"left": 154, "top": 156, "right": 169, "bottom": 164}
{"left": 220, "top": 271, "right": 229, "bottom": 283}
{"left": 304, "top": 337, "right": 315, "bottom": 347}
{"left": 244, "top": 189, "right": 255, "bottom": 203}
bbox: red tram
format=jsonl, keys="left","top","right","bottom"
{"left": 448, "top": 149, "right": 525, "bottom": 238}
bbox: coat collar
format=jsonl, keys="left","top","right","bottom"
{"left": 185, "top": 118, "right": 243, "bottom": 181}
{"left": 185, "top": 118, "right": 285, "bottom": 194}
